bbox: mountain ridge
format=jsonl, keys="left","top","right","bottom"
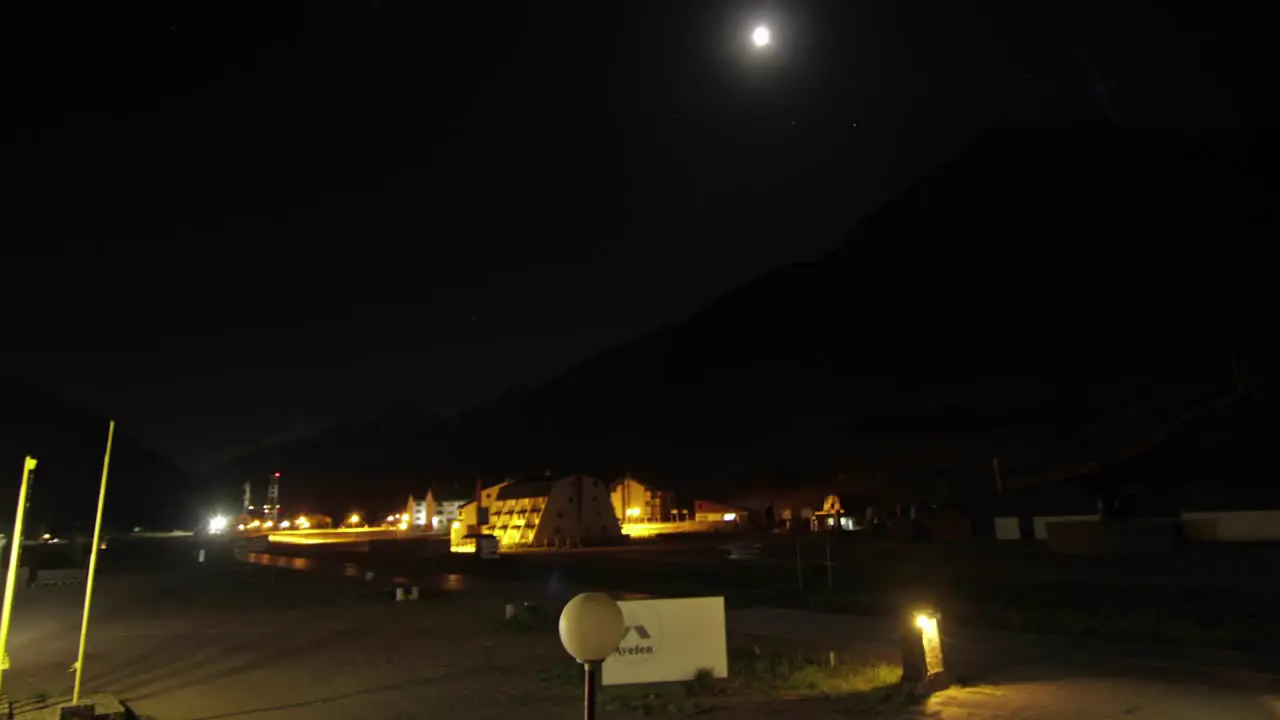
{"left": 0, "top": 376, "right": 195, "bottom": 531}
{"left": 213, "top": 126, "right": 1272, "bottom": 515}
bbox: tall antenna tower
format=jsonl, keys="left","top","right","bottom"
{"left": 266, "top": 472, "right": 281, "bottom": 523}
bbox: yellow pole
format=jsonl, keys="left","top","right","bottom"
{"left": 0, "top": 456, "right": 37, "bottom": 695}
{"left": 72, "top": 421, "right": 114, "bottom": 704}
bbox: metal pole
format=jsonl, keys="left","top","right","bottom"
{"left": 795, "top": 541, "right": 804, "bottom": 592}
{"left": 0, "top": 456, "right": 37, "bottom": 694}
{"left": 825, "top": 533, "right": 834, "bottom": 591}
{"left": 72, "top": 421, "right": 114, "bottom": 704}
{"left": 583, "top": 661, "right": 598, "bottom": 720}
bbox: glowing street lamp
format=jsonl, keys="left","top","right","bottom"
{"left": 559, "top": 593, "right": 627, "bottom": 720}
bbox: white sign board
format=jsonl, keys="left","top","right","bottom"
{"left": 602, "top": 597, "right": 728, "bottom": 686}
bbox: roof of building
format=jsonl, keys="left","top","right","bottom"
{"left": 695, "top": 499, "right": 749, "bottom": 514}
{"left": 496, "top": 481, "right": 556, "bottom": 501}
{"left": 610, "top": 476, "right": 661, "bottom": 491}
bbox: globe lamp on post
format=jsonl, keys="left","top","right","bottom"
{"left": 559, "top": 592, "right": 626, "bottom": 720}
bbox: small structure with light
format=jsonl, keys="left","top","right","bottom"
{"left": 900, "top": 608, "right": 949, "bottom": 695}
{"left": 559, "top": 592, "right": 627, "bottom": 720}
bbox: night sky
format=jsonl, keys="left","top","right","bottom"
{"left": 1, "top": 2, "right": 1264, "bottom": 470}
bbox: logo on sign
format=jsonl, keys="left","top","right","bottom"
{"left": 615, "top": 611, "right": 660, "bottom": 659}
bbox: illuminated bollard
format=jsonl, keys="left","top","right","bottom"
{"left": 395, "top": 587, "right": 406, "bottom": 602}
{"left": 409, "top": 586, "right": 419, "bottom": 600}
{"left": 197, "top": 549, "right": 206, "bottom": 563}
{"left": 901, "top": 608, "right": 949, "bottom": 695}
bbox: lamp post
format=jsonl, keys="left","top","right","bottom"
{"left": 559, "top": 592, "right": 626, "bottom": 720}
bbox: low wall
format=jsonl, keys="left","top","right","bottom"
{"left": 1181, "top": 510, "right": 1280, "bottom": 542}
{"left": 1033, "top": 514, "right": 1099, "bottom": 540}
{"left": 1045, "top": 519, "right": 1179, "bottom": 556}
{"left": 622, "top": 521, "right": 744, "bottom": 538}
{"left": 993, "top": 509, "right": 1280, "bottom": 544}
{"left": 369, "top": 536, "right": 451, "bottom": 557}
{"left": 993, "top": 517, "right": 1021, "bottom": 540}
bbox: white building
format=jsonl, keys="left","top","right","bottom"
{"left": 610, "top": 476, "right": 672, "bottom": 524}
{"left": 404, "top": 492, "right": 434, "bottom": 529}
{"left": 434, "top": 497, "right": 471, "bottom": 530}
{"left": 452, "top": 475, "right": 621, "bottom": 549}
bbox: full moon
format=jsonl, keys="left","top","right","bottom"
{"left": 751, "top": 24, "right": 771, "bottom": 48}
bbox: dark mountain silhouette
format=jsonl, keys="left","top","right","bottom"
{"left": 208, "top": 401, "right": 464, "bottom": 517}
{"left": 218, "top": 127, "right": 1273, "bottom": 514}
{"left": 0, "top": 377, "right": 195, "bottom": 533}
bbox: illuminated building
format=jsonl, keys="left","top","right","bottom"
{"left": 609, "top": 476, "right": 672, "bottom": 524}
{"left": 453, "top": 476, "right": 621, "bottom": 549}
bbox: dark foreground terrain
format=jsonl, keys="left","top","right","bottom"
{"left": 260, "top": 530, "right": 1280, "bottom": 652}
{"left": 4, "top": 535, "right": 1279, "bottom": 719}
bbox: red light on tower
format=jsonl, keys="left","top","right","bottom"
{"left": 266, "top": 472, "right": 281, "bottom": 523}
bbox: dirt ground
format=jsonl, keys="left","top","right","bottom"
{"left": 6, "top": 564, "right": 584, "bottom": 720}
{"left": 5, "top": 561, "right": 896, "bottom": 720}
{"left": 5, "top": 545, "right": 1280, "bottom": 719}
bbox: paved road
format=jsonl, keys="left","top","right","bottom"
{"left": 908, "top": 679, "right": 1280, "bottom": 719}
{"left": 731, "top": 607, "right": 1280, "bottom": 718}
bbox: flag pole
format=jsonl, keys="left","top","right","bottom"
{"left": 72, "top": 421, "right": 114, "bottom": 704}
{"left": 0, "top": 456, "right": 37, "bottom": 695}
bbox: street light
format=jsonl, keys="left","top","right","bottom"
{"left": 559, "top": 592, "right": 626, "bottom": 720}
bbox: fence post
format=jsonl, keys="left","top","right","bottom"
{"left": 795, "top": 541, "right": 804, "bottom": 592}
{"left": 825, "top": 533, "right": 834, "bottom": 591}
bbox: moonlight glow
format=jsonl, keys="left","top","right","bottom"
{"left": 751, "top": 25, "right": 771, "bottom": 48}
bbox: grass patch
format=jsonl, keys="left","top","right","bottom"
{"left": 727, "top": 647, "right": 902, "bottom": 697}
{"left": 973, "top": 595, "right": 1280, "bottom": 651}
{"left": 534, "top": 647, "right": 905, "bottom": 715}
